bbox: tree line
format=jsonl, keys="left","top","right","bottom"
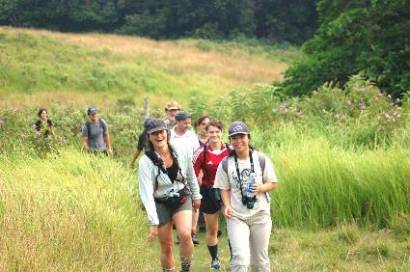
{"left": 0, "top": 0, "right": 318, "bottom": 44}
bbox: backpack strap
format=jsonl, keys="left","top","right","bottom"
{"left": 85, "top": 119, "right": 107, "bottom": 135}
{"left": 221, "top": 157, "right": 228, "bottom": 174}
{"left": 256, "top": 151, "right": 270, "bottom": 202}
{"left": 144, "top": 150, "right": 167, "bottom": 191}
{"left": 257, "top": 152, "right": 266, "bottom": 182}
{"left": 201, "top": 144, "right": 208, "bottom": 179}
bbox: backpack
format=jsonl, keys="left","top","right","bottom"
{"left": 85, "top": 119, "right": 106, "bottom": 135}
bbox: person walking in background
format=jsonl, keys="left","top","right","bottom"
{"left": 130, "top": 118, "right": 150, "bottom": 168}
{"left": 164, "top": 101, "right": 181, "bottom": 129}
{"left": 193, "top": 115, "right": 211, "bottom": 234}
{"left": 170, "top": 111, "right": 199, "bottom": 159}
{"left": 138, "top": 118, "right": 201, "bottom": 272}
{"left": 82, "top": 106, "right": 113, "bottom": 155}
{"left": 193, "top": 119, "right": 230, "bottom": 270}
{"left": 34, "top": 108, "right": 55, "bottom": 138}
{"left": 169, "top": 111, "right": 201, "bottom": 244}
{"left": 214, "top": 121, "right": 278, "bottom": 272}
{"left": 195, "top": 116, "right": 210, "bottom": 148}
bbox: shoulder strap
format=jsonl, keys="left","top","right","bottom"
{"left": 86, "top": 119, "right": 106, "bottom": 133}
{"left": 201, "top": 144, "right": 208, "bottom": 178}
{"left": 100, "top": 119, "right": 107, "bottom": 131}
{"left": 144, "top": 150, "right": 167, "bottom": 190}
{"left": 85, "top": 120, "right": 91, "bottom": 133}
{"left": 258, "top": 152, "right": 266, "bottom": 175}
{"left": 222, "top": 157, "right": 228, "bottom": 174}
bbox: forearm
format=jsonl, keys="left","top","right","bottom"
{"left": 257, "top": 182, "right": 278, "bottom": 193}
{"left": 82, "top": 137, "right": 89, "bottom": 150}
{"left": 104, "top": 133, "right": 112, "bottom": 150}
{"left": 221, "top": 189, "right": 231, "bottom": 207}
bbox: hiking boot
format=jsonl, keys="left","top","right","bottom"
{"left": 210, "top": 258, "right": 221, "bottom": 270}
{"left": 192, "top": 234, "right": 199, "bottom": 245}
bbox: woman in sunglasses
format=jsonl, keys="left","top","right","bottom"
{"left": 138, "top": 118, "right": 201, "bottom": 272}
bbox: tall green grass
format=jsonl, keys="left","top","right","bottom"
{"left": 267, "top": 136, "right": 410, "bottom": 228}
{"left": 0, "top": 150, "right": 148, "bottom": 271}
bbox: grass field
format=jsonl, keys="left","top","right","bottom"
{"left": 1, "top": 27, "right": 409, "bottom": 271}
{"left": 1, "top": 151, "right": 409, "bottom": 271}
{"left": 0, "top": 27, "right": 294, "bottom": 109}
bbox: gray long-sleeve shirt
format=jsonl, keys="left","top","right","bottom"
{"left": 138, "top": 148, "right": 201, "bottom": 226}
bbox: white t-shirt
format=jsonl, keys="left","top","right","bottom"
{"left": 170, "top": 128, "right": 200, "bottom": 162}
{"left": 214, "top": 151, "right": 278, "bottom": 220}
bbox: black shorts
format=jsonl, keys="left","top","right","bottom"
{"left": 200, "top": 185, "right": 221, "bottom": 214}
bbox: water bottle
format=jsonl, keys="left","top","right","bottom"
{"left": 245, "top": 172, "right": 257, "bottom": 209}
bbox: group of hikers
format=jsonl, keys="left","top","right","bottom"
{"left": 32, "top": 101, "right": 279, "bottom": 272}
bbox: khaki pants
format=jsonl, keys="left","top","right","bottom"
{"left": 227, "top": 210, "right": 272, "bottom": 272}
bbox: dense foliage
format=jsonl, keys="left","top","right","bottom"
{"left": 1, "top": 76, "right": 410, "bottom": 230}
{"left": 0, "top": 0, "right": 317, "bottom": 43}
{"left": 281, "top": 0, "right": 410, "bottom": 97}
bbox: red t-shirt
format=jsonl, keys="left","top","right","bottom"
{"left": 193, "top": 144, "right": 230, "bottom": 187}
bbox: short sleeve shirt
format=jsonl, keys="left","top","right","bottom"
{"left": 170, "top": 128, "right": 200, "bottom": 162}
{"left": 193, "top": 144, "right": 230, "bottom": 187}
{"left": 214, "top": 151, "right": 278, "bottom": 220}
{"left": 82, "top": 119, "right": 108, "bottom": 151}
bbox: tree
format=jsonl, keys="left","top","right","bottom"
{"left": 281, "top": 0, "right": 410, "bottom": 97}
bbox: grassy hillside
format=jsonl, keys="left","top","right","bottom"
{"left": 0, "top": 27, "right": 295, "bottom": 108}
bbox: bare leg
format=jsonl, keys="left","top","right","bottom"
{"left": 173, "top": 210, "right": 194, "bottom": 271}
{"left": 204, "top": 212, "right": 219, "bottom": 246}
{"left": 158, "top": 222, "right": 175, "bottom": 270}
{"left": 191, "top": 209, "right": 199, "bottom": 237}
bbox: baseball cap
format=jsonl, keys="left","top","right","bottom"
{"left": 228, "top": 121, "right": 250, "bottom": 137}
{"left": 175, "top": 111, "right": 190, "bottom": 122}
{"left": 165, "top": 101, "right": 180, "bottom": 111}
{"left": 87, "top": 107, "right": 98, "bottom": 115}
{"left": 145, "top": 118, "right": 167, "bottom": 134}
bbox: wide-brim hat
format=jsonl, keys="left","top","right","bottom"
{"left": 165, "top": 101, "right": 181, "bottom": 111}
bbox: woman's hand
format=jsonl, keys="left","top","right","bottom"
{"left": 148, "top": 225, "right": 159, "bottom": 241}
{"left": 192, "top": 199, "right": 201, "bottom": 212}
{"left": 223, "top": 205, "right": 233, "bottom": 219}
{"left": 253, "top": 182, "right": 277, "bottom": 193}
{"left": 251, "top": 184, "right": 261, "bottom": 193}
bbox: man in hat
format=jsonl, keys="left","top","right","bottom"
{"left": 82, "top": 107, "right": 113, "bottom": 155}
{"left": 164, "top": 101, "right": 181, "bottom": 129}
